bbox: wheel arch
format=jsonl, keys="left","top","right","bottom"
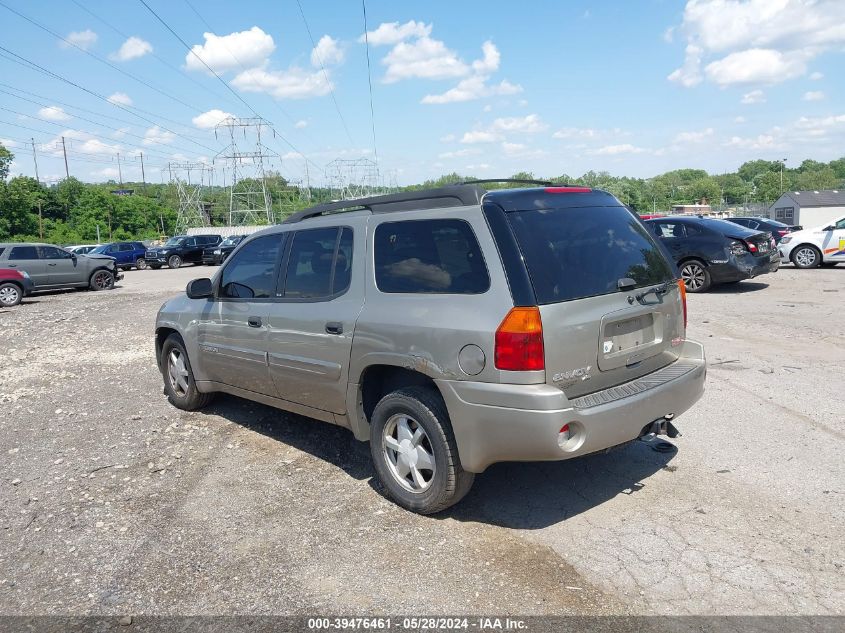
{"left": 790, "top": 242, "right": 823, "bottom": 263}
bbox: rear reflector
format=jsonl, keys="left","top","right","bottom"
{"left": 544, "top": 186, "right": 592, "bottom": 193}
{"left": 744, "top": 240, "right": 758, "bottom": 253}
{"left": 495, "top": 306, "right": 545, "bottom": 371}
{"left": 677, "top": 279, "right": 687, "bottom": 330}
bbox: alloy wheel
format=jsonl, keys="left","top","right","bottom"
{"left": 93, "top": 271, "right": 113, "bottom": 290}
{"left": 382, "top": 413, "right": 436, "bottom": 492}
{"left": 794, "top": 247, "right": 817, "bottom": 268}
{"left": 136, "top": 258, "right": 148, "bottom": 270}
{"left": 681, "top": 263, "right": 706, "bottom": 291}
{"left": 0, "top": 285, "right": 20, "bottom": 306}
{"left": 167, "top": 349, "right": 190, "bottom": 397}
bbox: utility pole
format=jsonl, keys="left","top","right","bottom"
{"left": 37, "top": 200, "right": 43, "bottom": 239}
{"left": 116, "top": 153, "right": 123, "bottom": 186}
{"left": 30, "top": 138, "right": 40, "bottom": 183}
{"left": 108, "top": 204, "right": 113, "bottom": 240}
{"left": 780, "top": 158, "right": 787, "bottom": 194}
{"left": 140, "top": 152, "right": 147, "bottom": 193}
{"left": 61, "top": 136, "right": 70, "bottom": 179}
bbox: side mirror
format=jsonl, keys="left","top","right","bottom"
{"left": 823, "top": 225, "right": 835, "bottom": 231}
{"left": 186, "top": 277, "right": 214, "bottom": 299}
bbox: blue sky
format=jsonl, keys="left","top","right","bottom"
{"left": 1, "top": 0, "right": 843, "bottom": 186}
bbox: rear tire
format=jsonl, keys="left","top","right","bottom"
{"left": 168, "top": 255, "right": 182, "bottom": 269}
{"left": 160, "top": 334, "right": 214, "bottom": 411}
{"left": 679, "top": 259, "right": 711, "bottom": 293}
{"left": 369, "top": 386, "right": 474, "bottom": 514}
{"left": 89, "top": 269, "right": 114, "bottom": 291}
{"left": 791, "top": 245, "right": 821, "bottom": 269}
{"left": 0, "top": 282, "right": 22, "bottom": 307}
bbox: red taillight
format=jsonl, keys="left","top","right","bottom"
{"left": 544, "top": 186, "right": 592, "bottom": 193}
{"left": 495, "top": 307, "right": 544, "bottom": 371}
{"left": 744, "top": 240, "right": 758, "bottom": 253}
{"left": 677, "top": 279, "right": 687, "bottom": 329}
{"left": 777, "top": 230, "right": 788, "bottom": 235}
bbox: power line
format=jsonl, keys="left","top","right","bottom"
{"left": 138, "top": 0, "right": 325, "bottom": 174}
{"left": 0, "top": 1, "right": 205, "bottom": 115}
{"left": 295, "top": 0, "right": 356, "bottom": 148}
{"left": 361, "top": 0, "right": 379, "bottom": 165}
{"left": 0, "top": 46, "right": 217, "bottom": 154}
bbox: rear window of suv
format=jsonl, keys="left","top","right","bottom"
{"left": 508, "top": 206, "right": 674, "bottom": 304}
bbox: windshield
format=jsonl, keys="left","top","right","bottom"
{"left": 88, "top": 244, "right": 109, "bottom": 254}
{"left": 221, "top": 236, "right": 242, "bottom": 246}
{"left": 164, "top": 237, "right": 185, "bottom": 247}
{"left": 508, "top": 206, "right": 675, "bottom": 304}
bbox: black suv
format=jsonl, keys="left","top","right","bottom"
{"left": 645, "top": 216, "right": 778, "bottom": 292}
{"left": 202, "top": 235, "right": 246, "bottom": 265}
{"left": 145, "top": 235, "right": 222, "bottom": 269}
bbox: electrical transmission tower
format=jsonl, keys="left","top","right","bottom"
{"left": 214, "top": 117, "right": 277, "bottom": 226}
{"left": 325, "top": 158, "right": 382, "bottom": 200}
{"left": 169, "top": 162, "right": 214, "bottom": 235}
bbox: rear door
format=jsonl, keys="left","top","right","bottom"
{"left": 823, "top": 217, "right": 845, "bottom": 261}
{"left": 6, "top": 245, "right": 48, "bottom": 286}
{"left": 505, "top": 202, "right": 684, "bottom": 399}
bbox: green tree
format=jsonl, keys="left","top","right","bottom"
{"left": 0, "top": 144, "right": 13, "bottom": 181}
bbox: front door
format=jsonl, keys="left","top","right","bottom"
{"left": 40, "top": 246, "right": 80, "bottom": 285}
{"left": 823, "top": 217, "right": 845, "bottom": 261}
{"left": 266, "top": 226, "right": 359, "bottom": 414}
{"left": 6, "top": 245, "right": 48, "bottom": 286}
{"left": 197, "top": 233, "right": 285, "bottom": 396}
{"left": 183, "top": 237, "right": 204, "bottom": 264}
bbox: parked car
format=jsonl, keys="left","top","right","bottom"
{"left": 155, "top": 184, "right": 706, "bottom": 514}
{"left": 0, "top": 243, "right": 123, "bottom": 291}
{"left": 88, "top": 241, "right": 148, "bottom": 270}
{"left": 145, "top": 235, "right": 222, "bottom": 269}
{"left": 67, "top": 244, "right": 100, "bottom": 255}
{"left": 645, "top": 216, "right": 778, "bottom": 292}
{"left": 202, "top": 235, "right": 246, "bottom": 265}
{"left": 725, "top": 217, "right": 794, "bottom": 244}
{"left": 778, "top": 214, "right": 845, "bottom": 268}
{"left": 0, "top": 268, "right": 34, "bottom": 306}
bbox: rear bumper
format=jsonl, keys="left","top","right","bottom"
{"left": 437, "top": 340, "right": 706, "bottom": 473}
{"left": 709, "top": 254, "right": 779, "bottom": 283}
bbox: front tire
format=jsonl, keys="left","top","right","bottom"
{"left": 0, "top": 282, "right": 22, "bottom": 307}
{"left": 168, "top": 255, "right": 182, "bottom": 269}
{"left": 89, "top": 269, "right": 114, "bottom": 291}
{"left": 136, "top": 258, "right": 148, "bottom": 270}
{"left": 369, "top": 386, "right": 474, "bottom": 514}
{"left": 791, "top": 245, "right": 821, "bottom": 269}
{"left": 160, "top": 334, "right": 214, "bottom": 411}
{"left": 679, "top": 259, "right": 711, "bottom": 293}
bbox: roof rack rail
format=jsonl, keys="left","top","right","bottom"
{"left": 282, "top": 184, "right": 485, "bottom": 224}
{"left": 456, "top": 178, "right": 552, "bottom": 187}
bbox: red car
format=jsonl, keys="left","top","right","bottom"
{"left": 0, "top": 268, "right": 34, "bottom": 307}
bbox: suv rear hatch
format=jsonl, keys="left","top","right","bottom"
{"left": 494, "top": 189, "right": 685, "bottom": 400}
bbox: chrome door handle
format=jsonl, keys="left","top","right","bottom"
{"left": 48, "top": 263, "right": 57, "bottom": 266}
{"left": 248, "top": 316, "right": 262, "bottom": 328}
{"left": 325, "top": 322, "right": 343, "bottom": 335}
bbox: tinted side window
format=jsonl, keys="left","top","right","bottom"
{"left": 220, "top": 235, "right": 283, "bottom": 299}
{"left": 509, "top": 206, "right": 675, "bottom": 304}
{"left": 654, "top": 223, "right": 685, "bottom": 238}
{"left": 374, "top": 219, "right": 489, "bottom": 294}
{"left": 119, "top": 243, "right": 134, "bottom": 252}
{"left": 684, "top": 224, "right": 704, "bottom": 237}
{"left": 40, "top": 246, "right": 72, "bottom": 259}
{"left": 184, "top": 238, "right": 197, "bottom": 247}
{"left": 9, "top": 246, "right": 39, "bottom": 260}
{"left": 0, "top": 247, "right": 5, "bottom": 257}
{"left": 282, "top": 228, "right": 341, "bottom": 299}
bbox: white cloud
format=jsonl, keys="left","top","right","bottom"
{"left": 668, "top": 0, "right": 845, "bottom": 88}
{"left": 191, "top": 109, "right": 234, "bottom": 129}
{"left": 809, "top": 71, "right": 823, "bottom": 80}
{"left": 93, "top": 167, "right": 120, "bottom": 179}
{"left": 0, "top": 138, "right": 17, "bottom": 148}
{"left": 438, "top": 148, "right": 480, "bottom": 159}
{"left": 360, "top": 20, "right": 432, "bottom": 46}
{"left": 465, "top": 163, "right": 491, "bottom": 171}
{"left": 186, "top": 27, "right": 275, "bottom": 74}
{"left": 460, "top": 131, "right": 500, "bottom": 144}
{"left": 553, "top": 127, "right": 611, "bottom": 139}
{"left": 724, "top": 134, "right": 781, "bottom": 150}
{"left": 587, "top": 144, "right": 646, "bottom": 156}
{"left": 382, "top": 36, "right": 469, "bottom": 83}
{"left": 60, "top": 29, "right": 97, "bottom": 50}
{"left": 673, "top": 127, "right": 714, "bottom": 143}
{"left": 704, "top": 48, "right": 806, "bottom": 86}
{"left": 734, "top": 116, "right": 746, "bottom": 123}
{"left": 47, "top": 130, "right": 121, "bottom": 156}
{"left": 295, "top": 119, "right": 308, "bottom": 129}
{"left": 311, "top": 35, "right": 344, "bottom": 67}
{"left": 38, "top": 106, "right": 71, "bottom": 122}
{"left": 741, "top": 89, "right": 766, "bottom": 104}
{"left": 803, "top": 90, "right": 824, "bottom": 101}
{"left": 112, "top": 36, "right": 153, "bottom": 61}
{"left": 421, "top": 75, "right": 521, "bottom": 104}
{"left": 107, "top": 92, "right": 133, "bottom": 106}
{"left": 143, "top": 125, "right": 175, "bottom": 146}
{"left": 231, "top": 66, "right": 331, "bottom": 100}
{"left": 472, "top": 41, "right": 500, "bottom": 74}
{"left": 492, "top": 114, "right": 548, "bottom": 134}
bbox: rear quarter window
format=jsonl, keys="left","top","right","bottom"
{"left": 508, "top": 206, "right": 674, "bottom": 304}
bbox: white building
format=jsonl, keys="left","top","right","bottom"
{"left": 768, "top": 190, "right": 845, "bottom": 228}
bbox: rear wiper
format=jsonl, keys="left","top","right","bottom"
{"left": 635, "top": 282, "right": 670, "bottom": 302}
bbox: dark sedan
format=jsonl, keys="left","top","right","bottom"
{"left": 725, "top": 217, "right": 795, "bottom": 244}
{"left": 202, "top": 235, "right": 245, "bottom": 265}
{"left": 645, "top": 216, "right": 779, "bottom": 292}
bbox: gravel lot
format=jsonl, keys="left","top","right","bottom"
{"left": 1, "top": 264, "right": 843, "bottom": 616}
